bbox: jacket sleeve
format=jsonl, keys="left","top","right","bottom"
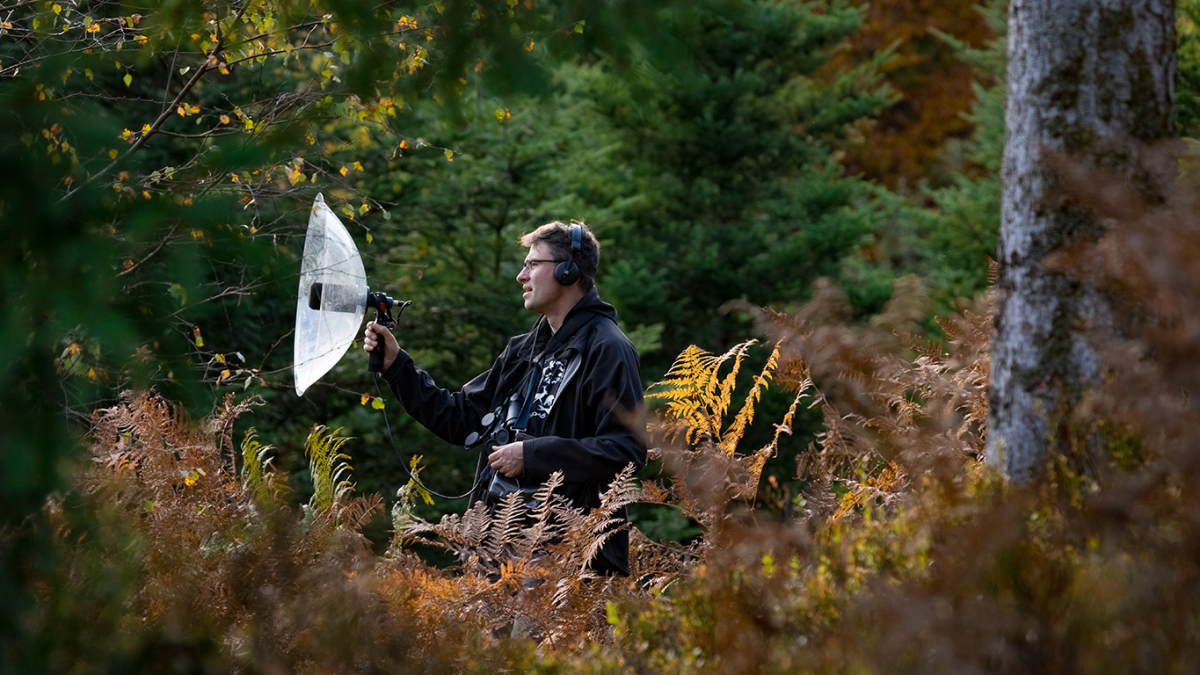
{"left": 521, "top": 331, "right": 647, "bottom": 485}
{"left": 381, "top": 342, "right": 512, "bottom": 446}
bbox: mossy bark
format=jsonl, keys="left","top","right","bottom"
{"left": 988, "top": 0, "right": 1176, "bottom": 483}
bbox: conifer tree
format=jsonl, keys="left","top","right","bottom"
{"left": 578, "top": 0, "right": 896, "bottom": 364}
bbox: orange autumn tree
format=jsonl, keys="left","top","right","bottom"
{"left": 832, "top": 0, "right": 996, "bottom": 190}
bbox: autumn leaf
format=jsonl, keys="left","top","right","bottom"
{"left": 360, "top": 393, "right": 371, "bottom": 406}
{"left": 123, "top": 73, "right": 132, "bottom": 86}
{"left": 371, "top": 397, "right": 385, "bottom": 410}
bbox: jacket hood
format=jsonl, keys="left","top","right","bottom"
{"left": 564, "top": 288, "right": 618, "bottom": 325}
{"left": 526, "top": 288, "right": 618, "bottom": 357}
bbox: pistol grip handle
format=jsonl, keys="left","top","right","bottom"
{"left": 368, "top": 341, "right": 385, "bottom": 373}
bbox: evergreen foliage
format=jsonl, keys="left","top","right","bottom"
{"left": 576, "top": 0, "right": 901, "bottom": 364}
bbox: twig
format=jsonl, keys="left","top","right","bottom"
{"left": 119, "top": 224, "right": 179, "bottom": 276}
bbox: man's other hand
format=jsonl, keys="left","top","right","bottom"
{"left": 488, "top": 441, "right": 524, "bottom": 477}
{"left": 363, "top": 321, "right": 399, "bottom": 371}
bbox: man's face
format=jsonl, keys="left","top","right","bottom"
{"left": 517, "top": 242, "right": 565, "bottom": 315}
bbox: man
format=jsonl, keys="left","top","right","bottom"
{"left": 363, "top": 221, "right": 646, "bottom": 575}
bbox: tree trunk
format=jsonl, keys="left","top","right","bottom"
{"left": 988, "top": 0, "right": 1176, "bottom": 482}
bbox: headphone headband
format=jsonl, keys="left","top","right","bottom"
{"left": 554, "top": 223, "right": 584, "bottom": 286}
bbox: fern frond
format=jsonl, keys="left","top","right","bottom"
{"left": 305, "top": 425, "right": 354, "bottom": 516}
{"left": 648, "top": 340, "right": 759, "bottom": 445}
{"left": 719, "top": 342, "right": 781, "bottom": 456}
{"left": 712, "top": 339, "right": 756, "bottom": 425}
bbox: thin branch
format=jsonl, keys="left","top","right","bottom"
{"left": 119, "top": 224, "right": 179, "bottom": 277}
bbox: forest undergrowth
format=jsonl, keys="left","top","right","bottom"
{"left": 29, "top": 151, "right": 1200, "bottom": 673}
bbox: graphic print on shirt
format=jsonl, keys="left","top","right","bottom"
{"left": 530, "top": 349, "right": 581, "bottom": 420}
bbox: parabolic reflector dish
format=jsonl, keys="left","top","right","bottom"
{"left": 294, "top": 193, "right": 368, "bottom": 396}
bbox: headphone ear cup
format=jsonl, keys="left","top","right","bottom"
{"left": 554, "top": 260, "right": 580, "bottom": 286}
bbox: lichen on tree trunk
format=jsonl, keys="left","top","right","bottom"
{"left": 988, "top": 0, "right": 1176, "bottom": 483}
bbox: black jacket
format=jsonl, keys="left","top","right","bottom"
{"left": 381, "top": 288, "right": 647, "bottom": 574}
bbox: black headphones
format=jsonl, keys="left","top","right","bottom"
{"left": 553, "top": 223, "right": 583, "bottom": 286}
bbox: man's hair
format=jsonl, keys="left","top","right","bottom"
{"left": 519, "top": 221, "right": 600, "bottom": 291}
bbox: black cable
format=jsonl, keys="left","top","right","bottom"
{"left": 373, "top": 374, "right": 482, "bottom": 501}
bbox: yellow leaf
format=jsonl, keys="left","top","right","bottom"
{"left": 136, "top": 35, "right": 147, "bottom": 45}
{"left": 189, "top": 104, "right": 200, "bottom": 114}
{"left": 191, "top": 230, "right": 204, "bottom": 238}
{"left": 360, "top": 393, "right": 371, "bottom": 406}
{"left": 444, "top": 149, "right": 453, "bottom": 162}
{"left": 141, "top": 124, "right": 150, "bottom": 134}
{"left": 87, "top": 367, "right": 97, "bottom": 380}
{"left": 339, "top": 166, "right": 348, "bottom": 177}
{"left": 214, "top": 353, "right": 225, "bottom": 363}
{"left": 88, "top": 23, "right": 100, "bottom": 34}
{"left": 524, "top": 40, "right": 535, "bottom": 51}
{"left": 400, "top": 139, "right": 409, "bottom": 149}
{"left": 52, "top": 4, "right": 61, "bottom": 14}
{"left": 219, "top": 369, "right": 231, "bottom": 381}
{"left": 108, "top": 149, "right": 118, "bottom": 159}
{"left": 142, "top": 191, "right": 151, "bottom": 199}
{"left": 371, "top": 397, "right": 385, "bottom": 410}
{"left": 231, "top": 173, "right": 239, "bottom": 182}
{"left": 353, "top": 161, "right": 363, "bottom": 171}
{"left": 219, "top": 114, "right": 230, "bottom": 124}
{"left": 176, "top": 106, "right": 185, "bottom": 116}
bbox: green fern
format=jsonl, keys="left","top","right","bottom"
{"left": 305, "top": 424, "right": 354, "bottom": 514}
{"left": 240, "top": 426, "right": 278, "bottom": 505}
